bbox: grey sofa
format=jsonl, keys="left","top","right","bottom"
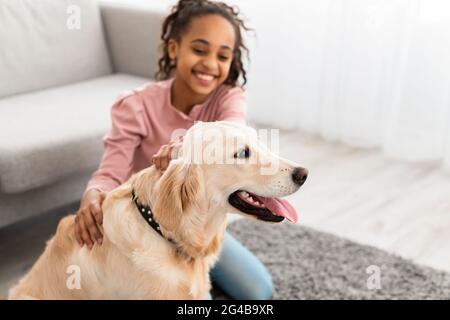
{"left": 0, "top": 0, "right": 164, "bottom": 228}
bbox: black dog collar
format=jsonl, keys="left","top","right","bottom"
{"left": 131, "top": 189, "right": 173, "bottom": 243}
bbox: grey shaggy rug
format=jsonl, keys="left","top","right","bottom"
{"left": 219, "top": 219, "right": 450, "bottom": 300}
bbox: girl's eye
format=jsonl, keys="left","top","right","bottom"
{"left": 234, "top": 147, "right": 251, "bottom": 159}
{"left": 219, "top": 55, "right": 230, "bottom": 61}
{"left": 193, "top": 48, "right": 206, "bottom": 54}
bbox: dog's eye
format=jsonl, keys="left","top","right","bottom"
{"left": 234, "top": 147, "right": 251, "bottom": 159}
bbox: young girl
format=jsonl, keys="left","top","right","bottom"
{"left": 74, "top": 0, "right": 273, "bottom": 300}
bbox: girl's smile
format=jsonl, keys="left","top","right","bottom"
{"left": 192, "top": 69, "right": 218, "bottom": 87}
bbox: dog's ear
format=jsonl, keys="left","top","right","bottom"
{"left": 153, "top": 161, "right": 203, "bottom": 230}
{"left": 180, "top": 165, "right": 203, "bottom": 212}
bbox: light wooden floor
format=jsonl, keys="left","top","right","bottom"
{"left": 271, "top": 125, "right": 450, "bottom": 273}
{"left": 1, "top": 126, "right": 449, "bottom": 296}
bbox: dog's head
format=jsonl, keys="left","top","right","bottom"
{"left": 153, "top": 121, "right": 307, "bottom": 229}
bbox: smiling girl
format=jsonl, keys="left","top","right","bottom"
{"left": 74, "top": 0, "right": 273, "bottom": 300}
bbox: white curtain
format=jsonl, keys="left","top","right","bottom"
{"left": 233, "top": 0, "right": 450, "bottom": 170}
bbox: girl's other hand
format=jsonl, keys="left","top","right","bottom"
{"left": 152, "top": 138, "right": 183, "bottom": 171}
{"left": 74, "top": 189, "right": 106, "bottom": 250}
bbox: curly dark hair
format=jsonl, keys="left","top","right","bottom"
{"left": 155, "top": 0, "right": 252, "bottom": 87}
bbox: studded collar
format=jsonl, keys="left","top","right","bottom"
{"left": 131, "top": 189, "right": 174, "bottom": 244}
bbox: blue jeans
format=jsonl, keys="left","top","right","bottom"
{"left": 210, "top": 232, "right": 274, "bottom": 300}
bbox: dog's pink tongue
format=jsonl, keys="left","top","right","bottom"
{"left": 259, "top": 197, "right": 299, "bottom": 223}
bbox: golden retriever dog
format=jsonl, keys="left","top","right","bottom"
{"left": 8, "top": 121, "right": 308, "bottom": 300}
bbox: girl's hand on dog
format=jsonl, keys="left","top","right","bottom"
{"left": 74, "top": 138, "right": 183, "bottom": 249}
{"left": 152, "top": 138, "right": 183, "bottom": 171}
{"left": 75, "top": 188, "right": 106, "bottom": 250}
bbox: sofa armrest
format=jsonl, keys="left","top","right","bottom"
{"left": 99, "top": 2, "right": 165, "bottom": 79}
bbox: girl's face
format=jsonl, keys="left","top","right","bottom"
{"left": 168, "top": 14, "right": 236, "bottom": 97}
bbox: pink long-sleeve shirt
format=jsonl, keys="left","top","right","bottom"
{"left": 84, "top": 78, "right": 247, "bottom": 195}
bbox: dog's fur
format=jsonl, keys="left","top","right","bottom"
{"left": 8, "top": 121, "right": 304, "bottom": 300}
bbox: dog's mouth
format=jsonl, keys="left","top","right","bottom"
{"left": 228, "top": 190, "right": 298, "bottom": 223}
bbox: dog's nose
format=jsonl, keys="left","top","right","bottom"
{"left": 292, "top": 167, "right": 308, "bottom": 186}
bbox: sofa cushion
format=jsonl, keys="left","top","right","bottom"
{"left": 0, "top": 0, "right": 112, "bottom": 98}
{"left": 0, "top": 73, "right": 151, "bottom": 194}
{"left": 100, "top": 3, "right": 165, "bottom": 79}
